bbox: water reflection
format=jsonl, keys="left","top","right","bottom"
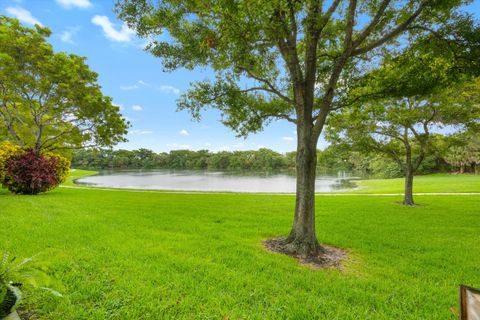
{"left": 75, "top": 170, "right": 357, "bottom": 193}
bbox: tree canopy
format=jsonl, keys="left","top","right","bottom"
{"left": 116, "top": 0, "right": 476, "bottom": 258}
{"left": 0, "top": 17, "right": 129, "bottom": 152}
{"left": 328, "top": 73, "right": 480, "bottom": 204}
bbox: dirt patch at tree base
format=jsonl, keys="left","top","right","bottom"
{"left": 17, "top": 309, "right": 36, "bottom": 320}
{"left": 263, "top": 237, "right": 348, "bottom": 269}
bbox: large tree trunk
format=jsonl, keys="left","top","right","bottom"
{"left": 283, "top": 124, "right": 322, "bottom": 259}
{"left": 403, "top": 166, "right": 415, "bottom": 206}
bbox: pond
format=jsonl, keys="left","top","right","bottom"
{"left": 75, "top": 170, "right": 356, "bottom": 193}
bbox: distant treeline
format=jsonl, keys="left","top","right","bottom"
{"left": 71, "top": 141, "right": 477, "bottom": 177}
{"left": 72, "top": 148, "right": 295, "bottom": 172}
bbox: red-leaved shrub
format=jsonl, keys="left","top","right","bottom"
{"left": 3, "top": 149, "right": 60, "bottom": 195}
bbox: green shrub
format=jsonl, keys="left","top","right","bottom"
{"left": 0, "top": 142, "right": 22, "bottom": 182}
{"left": 44, "top": 152, "right": 71, "bottom": 185}
{"left": 369, "top": 158, "right": 403, "bottom": 179}
{"left": 0, "top": 144, "right": 70, "bottom": 194}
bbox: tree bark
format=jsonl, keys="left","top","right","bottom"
{"left": 283, "top": 123, "right": 322, "bottom": 258}
{"left": 402, "top": 128, "right": 416, "bottom": 206}
{"left": 403, "top": 166, "right": 415, "bottom": 206}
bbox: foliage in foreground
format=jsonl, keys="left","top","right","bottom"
{"left": 0, "top": 142, "right": 22, "bottom": 182}
{"left": 0, "top": 252, "right": 62, "bottom": 317}
{"left": 0, "top": 143, "right": 70, "bottom": 195}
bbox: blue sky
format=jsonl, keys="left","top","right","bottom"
{"left": 2, "top": 0, "right": 480, "bottom": 153}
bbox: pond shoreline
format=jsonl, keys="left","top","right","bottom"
{"left": 73, "top": 169, "right": 358, "bottom": 193}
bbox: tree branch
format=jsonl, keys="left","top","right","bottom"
{"left": 237, "top": 66, "right": 293, "bottom": 103}
{"left": 311, "top": 0, "right": 357, "bottom": 138}
{"left": 352, "top": 1, "right": 429, "bottom": 56}
{"left": 353, "top": 0, "right": 392, "bottom": 48}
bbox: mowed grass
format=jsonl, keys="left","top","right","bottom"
{"left": 351, "top": 173, "right": 480, "bottom": 194}
{"left": 0, "top": 174, "right": 479, "bottom": 319}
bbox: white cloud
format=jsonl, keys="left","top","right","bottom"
{"left": 130, "top": 129, "right": 152, "bottom": 135}
{"left": 120, "top": 84, "right": 139, "bottom": 90}
{"left": 60, "top": 30, "right": 74, "bottom": 44}
{"left": 6, "top": 7, "right": 42, "bottom": 26}
{"left": 160, "top": 85, "right": 180, "bottom": 95}
{"left": 132, "top": 105, "right": 143, "bottom": 111}
{"left": 91, "top": 15, "right": 135, "bottom": 42}
{"left": 60, "top": 26, "right": 80, "bottom": 44}
{"left": 120, "top": 80, "right": 149, "bottom": 90}
{"left": 120, "top": 81, "right": 179, "bottom": 94}
{"left": 205, "top": 142, "right": 211, "bottom": 146}
{"left": 179, "top": 129, "right": 189, "bottom": 136}
{"left": 56, "top": 0, "right": 92, "bottom": 9}
{"left": 167, "top": 143, "right": 190, "bottom": 150}
{"left": 282, "top": 136, "right": 294, "bottom": 142}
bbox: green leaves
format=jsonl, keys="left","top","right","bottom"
{"left": 178, "top": 77, "right": 294, "bottom": 137}
{"left": 0, "top": 16, "right": 129, "bottom": 152}
{"left": 116, "top": 0, "right": 473, "bottom": 142}
{"left": 0, "top": 251, "right": 64, "bottom": 309}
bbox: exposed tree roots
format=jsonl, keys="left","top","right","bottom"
{"left": 263, "top": 237, "right": 347, "bottom": 269}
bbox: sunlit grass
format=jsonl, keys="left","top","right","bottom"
{"left": 1, "top": 171, "right": 479, "bottom": 319}
{"left": 353, "top": 173, "right": 480, "bottom": 194}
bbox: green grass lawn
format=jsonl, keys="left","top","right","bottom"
{"left": 1, "top": 172, "right": 479, "bottom": 319}
{"left": 64, "top": 169, "right": 98, "bottom": 186}
{"left": 352, "top": 173, "right": 480, "bottom": 194}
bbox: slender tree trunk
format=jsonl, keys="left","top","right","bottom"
{"left": 284, "top": 123, "right": 321, "bottom": 258}
{"left": 403, "top": 166, "right": 415, "bottom": 206}
{"left": 402, "top": 129, "right": 416, "bottom": 206}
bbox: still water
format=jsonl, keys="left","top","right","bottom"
{"left": 75, "top": 170, "right": 355, "bottom": 193}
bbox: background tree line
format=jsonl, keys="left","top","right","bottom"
{"left": 71, "top": 129, "right": 479, "bottom": 176}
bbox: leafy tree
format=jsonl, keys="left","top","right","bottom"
{"left": 207, "top": 151, "right": 230, "bottom": 170}
{"left": 445, "top": 130, "right": 480, "bottom": 173}
{"left": 117, "top": 0, "right": 472, "bottom": 258}
{"left": 111, "top": 150, "right": 134, "bottom": 168}
{"left": 131, "top": 148, "right": 157, "bottom": 168}
{"left": 328, "top": 80, "right": 479, "bottom": 205}
{"left": 0, "top": 17, "right": 129, "bottom": 153}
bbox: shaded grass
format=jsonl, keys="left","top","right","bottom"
{"left": 1, "top": 178, "right": 479, "bottom": 319}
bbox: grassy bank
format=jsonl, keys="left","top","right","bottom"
{"left": 1, "top": 173, "right": 479, "bottom": 319}
{"left": 353, "top": 173, "right": 480, "bottom": 194}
